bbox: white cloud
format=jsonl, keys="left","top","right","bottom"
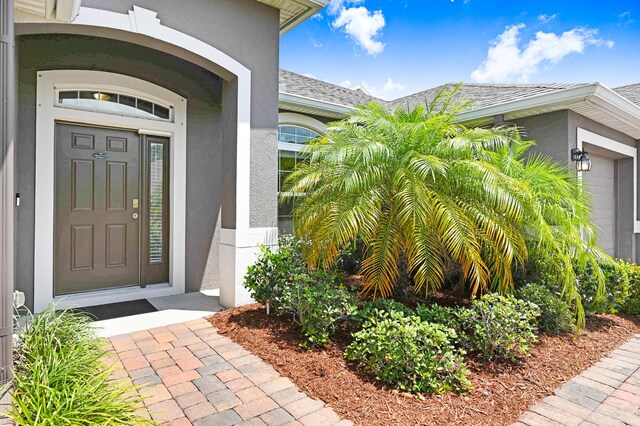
{"left": 618, "top": 11, "right": 636, "bottom": 27}
{"left": 332, "top": 6, "right": 386, "bottom": 56}
{"left": 340, "top": 77, "right": 407, "bottom": 100}
{"left": 303, "top": 73, "right": 317, "bottom": 79}
{"left": 538, "top": 13, "right": 558, "bottom": 24}
{"left": 327, "top": 0, "right": 364, "bottom": 14}
{"left": 327, "top": 1, "right": 386, "bottom": 56}
{"left": 310, "top": 37, "right": 323, "bottom": 48}
{"left": 383, "top": 78, "right": 407, "bottom": 93}
{"left": 471, "top": 24, "right": 614, "bottom": 83}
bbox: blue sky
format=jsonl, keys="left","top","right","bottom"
{"left": 280, "top": 0, "right": 640, "bottom": 100}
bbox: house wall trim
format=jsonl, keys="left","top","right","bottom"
{"left": 69, "top": 5, "right": 252, "bottom": 231}
{"left": 576, "top": 127, "right": 640, "bottom": 234}
{"left": 277, "top": 112, "right": 326, "bottom": 153}
{"left": 278, "top": 112, "right": 326, "bottom": 134}
{"left": 34, "top": 70, "right": 187, "bottom": 312}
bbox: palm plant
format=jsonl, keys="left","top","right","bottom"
{"left": 282, "top": 88, "right": 607, "bottom": 327}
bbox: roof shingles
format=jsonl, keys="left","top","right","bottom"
{"left": 279, "top": 69, "right": 385, "bottom": 107}
{"left": 614, "top": 84, "right": 640, "bottom": 108}
{"left": 279, "top": 69, "right": 640, "bottom": 117}
{"left": 389, "top": 83, "right": 587, "bottom": 111}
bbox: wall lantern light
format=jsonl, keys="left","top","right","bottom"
{"left": 571, "top": 148, "right": 592, "bottom": 172}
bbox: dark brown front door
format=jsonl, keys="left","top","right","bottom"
{"left": 55, "top": 123, "right": 140, "bottom": 295}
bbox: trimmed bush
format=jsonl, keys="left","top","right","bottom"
{"left": 345, "top": 312, "right": 471, "bottom": 394}
{"left": 415, "top": 303, "right": 461, "bottom": 332}
{"left": 622, "top": 262, "right": 640, "bottom": 316}
{"left": 278, "top": 280, "right": 357, "bottom": 348}
{"left": 244, "top": 235, "right": 307, "bottom": 310}
{"left": 349, "top": 298, "right": 414, "bottom": 329}
{"left": 517, "top": 283, "right": 574, "bottom": 333}
{"left": 8, "top": 308, "right": 147, "bottom": 425}
{"left": 243, "top": 235, "right": 355, "bottom": 348}
{"left": 458, "top": 294, "right": 540, "bottom": 361}
{"left": 577, "top": 261, "right": 631, "bottom": 314}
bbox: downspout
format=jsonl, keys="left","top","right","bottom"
{"left": 0, "top": 0, "right": 16, "bottom": 387}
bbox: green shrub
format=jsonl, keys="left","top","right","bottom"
{"left": 457, "top": 294, "right": 540, "bottom": 361}
{"left": 577, "top": 261, "right": 631, "bottom": 314}
{"left": 415, "top": 303, "right": 461, "bottom": 331}
{"left": 344, "top": 312, "right": 471, "bottom": 394}
{"left": 517, "top": 283, "right": 574, "bottom": 333}
{"left": 622, "top": 262, "right": 640, "bottom": 316}
{"left": 349, "top": 298, "right": 414, "bottom": 329}
{"left": 278, "top": 279, "right": 357, "bottom": 348}
{"left": 244, "top": 235, "right": 307, "bottom": 309}
{"left": 8, "top": 308, "right": 147, "bottom": 425}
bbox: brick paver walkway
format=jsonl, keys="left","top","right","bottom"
{"left": 108, "top": 317, "right": 351, "bottom": 426}
{"left": 515, "top": 334, "right": 640, "bottom": 426}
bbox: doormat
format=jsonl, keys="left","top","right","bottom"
{"left": 74, "top": 299, "right": 158, "bottom": 321}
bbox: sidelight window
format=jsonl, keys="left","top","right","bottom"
{"left": 148, "top": 142, "right": 165, "bottom": 264}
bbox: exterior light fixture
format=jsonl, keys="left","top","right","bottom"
{"left": 571, "top": 148, "right": 592, "bottom": 172}
{"left": 93, "top": 92, "right": 111, "bottom": 101}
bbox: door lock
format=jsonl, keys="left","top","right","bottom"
{"left": 132, "top": 198, "right": 139, "bottom": 209}
{"left": 132, "top": 212, "right": 139, "bottom": 219}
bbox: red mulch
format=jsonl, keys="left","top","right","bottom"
{"left": 209, "top": 304, "right": 640, "bottom": 426}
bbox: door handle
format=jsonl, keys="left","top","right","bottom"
{"left": 132, "top": 212, "right": 139, "bottom": 219}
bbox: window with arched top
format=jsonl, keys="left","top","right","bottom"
{"left": 278, "top": 124, "right": 322, "bottom": 232}
{"left": 278, "top": 125, "right": 321, "bottom": 190}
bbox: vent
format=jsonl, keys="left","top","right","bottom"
{"left": 13, "top": 291, "right": 25, "bottom": 309}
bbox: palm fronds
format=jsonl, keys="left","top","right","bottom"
{"left": 283, "top": 89, "right": 607, "bottom": 327}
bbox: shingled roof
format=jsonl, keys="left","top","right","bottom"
{"left": 389, "top": 82, "right": 590, "bottom": 111}
{"left": 614, "top": 84, "right": 640, "bottom": 108}
{"left": 279, "top": 70, "right": 640, "bottom": 122}
{"left": 279, "top": 69, "right": 385, "bottom": 107}
{"left": 278, "top": 71, "right": 598, "bottom": 114}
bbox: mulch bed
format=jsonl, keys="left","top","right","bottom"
{"left": 209, "top": 304, "right": 640, "bottom": 426}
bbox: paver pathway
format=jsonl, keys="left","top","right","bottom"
{"left": 515, "top": 334, "right": 640, "bottom": 426}
{"left": 108, "top": 317, "right": 351, "bottom": 426}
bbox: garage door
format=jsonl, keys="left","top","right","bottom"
{"left": 583, "top": 155, "right": 616, "bottom": 256}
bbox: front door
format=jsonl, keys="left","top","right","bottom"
{"left": 54, "top": 123, "right": 141, "bottom": 294}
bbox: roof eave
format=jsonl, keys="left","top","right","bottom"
{"left": 277, "top": 0, "right": 328, "bottom": 35}
{"left": 456, "top": 85, "right": 599, "bottom": 123}
{"left": 589, "top": 84, "right": 640, "bottom": 133}
{"left": 457, "top": 84, "right": 640, "bottom": 139}
{"left": 279, "top": 92, "right": 354, "bottom": 119}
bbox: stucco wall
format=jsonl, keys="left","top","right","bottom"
{"left": 81, "top": 0, "right": 280, "bottom": 228}
{"left": 513, "top": 110, "right": 570, "bottom": 163}
{"left": 16, "top": 34, "right": 226, "bottom": 308}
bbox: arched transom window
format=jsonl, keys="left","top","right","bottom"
{"left": 57, "top": 89, "right": 174, "bottom": 122}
